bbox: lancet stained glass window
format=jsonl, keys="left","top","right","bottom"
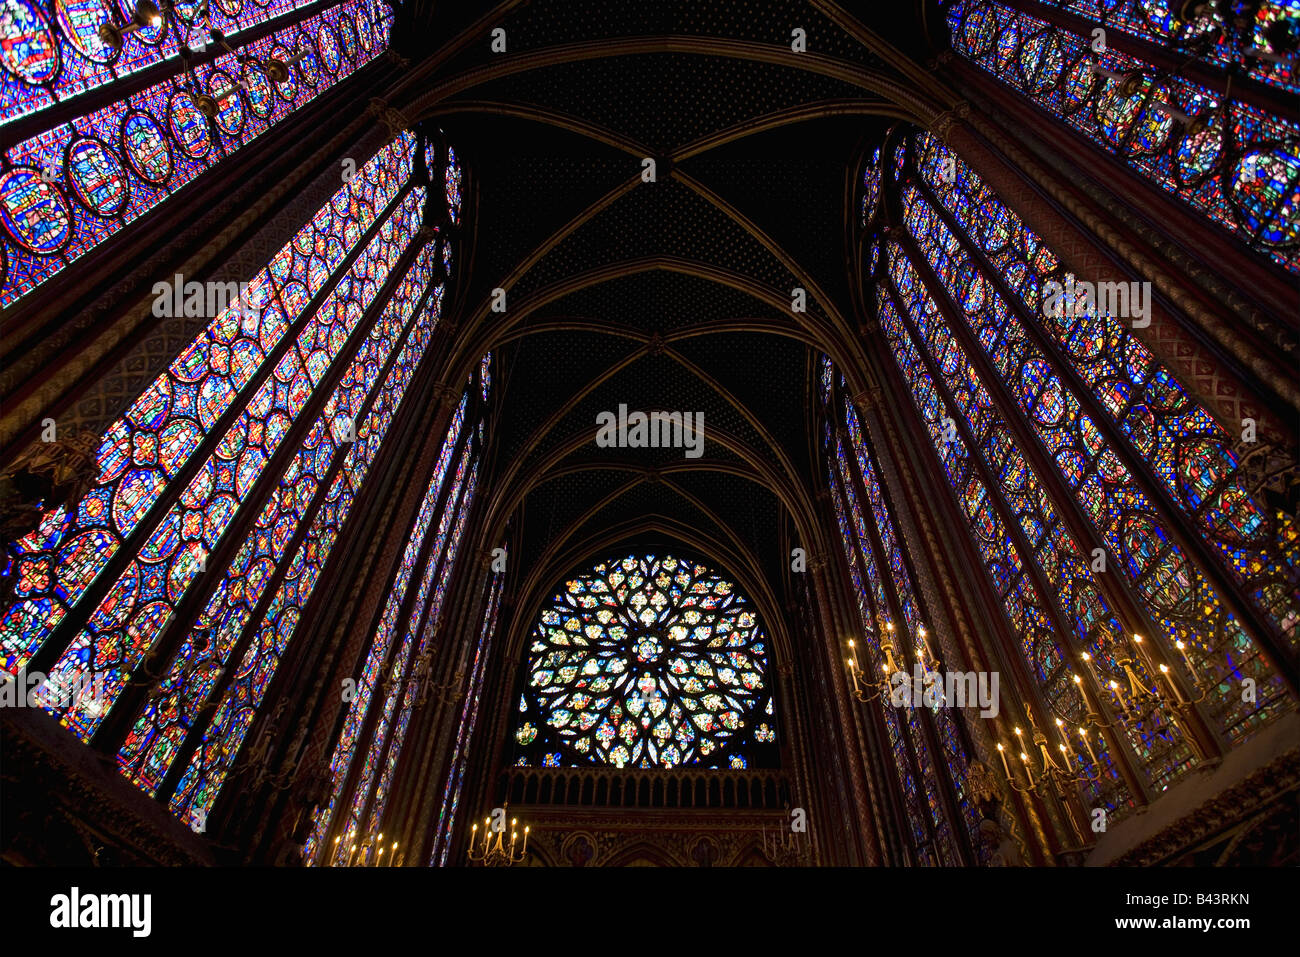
{"left": 1, "top": 0, "right": 395, "bottom": 306}
{"left": 513, "top": 553, "right": 777, "bottom": 770}
{"left": 302, "top": 380, "right": 481, "bottom": 865}
{"left": 942, "top": 0, "right": 1300, "bottom": 274}
{"left": 1, "top": 127, "right": 464, "bottom": 829}
{"left": 859, "top": 126, "right": 1294, "bottom": 809}
{"left": 434, "top": 566, "right": 502, "bottom": 866}
{"left": 820, "top": 367, "right": 977, "bottom": 865}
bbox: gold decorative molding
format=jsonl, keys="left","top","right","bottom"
{"left": 1108, "top": 747, "right": 1300, "bottom": 866}
{"left": 366, "top": 97, "right": 412, "bottom": 143}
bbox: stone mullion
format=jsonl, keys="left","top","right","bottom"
{"left": 838, "top": 412, "right": 971, "bottom": 865}
{"left": 871, "top": 292, "right": 1088, "bottom": 856}
{"left": 845, "top": 393, "right": 983, "bottom": 864}
{"left": 1, "top": 68, "right": 403, "bottom": 465}
{"left": 882, "top": 271, "right": 1153, "bottom": 811}
{"left": 825, "top": 444, "right": 926, "bottom": 866}
{"left": 225, "top": 352, "right": 442, "bottom": 860}
{"left": 805, "top": 492, "right": 893, "bottom": 866}
{"left": 26, "top": 181, "right": 415, "bottom": 679}
{"left": 941, "top": 113, "right": 1299, "bottom": 446}
{"left": 863, "top": 380, "right": 1047, "bottom": 863}
{"left": 911, "top": 171, "right": 1299, "bottom": 692}
{"left": 400, "top": 496, "right": 495, "bottom": 865}
{"left": 330, "top": 424, "right": 476, "bottom": 858}
{"left": 250, "top": 366, "right": 462, "bottom": 862}
{"left": 896, "top": 226, "right": 1226, "bottom": 762}
{"left": 92, "top": 228, "right": 431, "bottom": 769}
{"left": 419, "top": 566, "right": 495, "bottom": 866}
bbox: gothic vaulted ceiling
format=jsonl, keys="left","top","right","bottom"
{"left": 393, "top": 0, "right": 943, "bottom": 618}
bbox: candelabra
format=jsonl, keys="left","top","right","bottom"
{"left": 1000, "top": 630, "right": 1214, "bottom": 811}
{"left": 419, "top": 669, "right": 466, "bottom": 708}
{"left": 845, "top": 621, "right": 942, "bottom": 704}
{"left": 760, "top": 818, "right": 810, "bottom": 866}
{"left": 331, "top": 828, "right": 404, "bottom": 866}
{"left": 995, "top": 704, "right": 1099, "bottom": 796}
{"left": 1070, "top": 633, "right": 1210, "bottom": 754}
{"left": 993, "top": 704, "right": 1100, "bottom": 847}
{"left": 466, "top": 813, "right": 529, "bottom": 866}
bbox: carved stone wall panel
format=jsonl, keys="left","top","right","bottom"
{"left": 502, "top": 809, "right": 800, "bottom": 867}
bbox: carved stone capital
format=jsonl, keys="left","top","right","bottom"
{"left": 366, "top": 97, "right": 412, "bottom": 143}
{"left": 850, "top": 387, "right": 883, "bottom": 414}
{"left": 432, "top": 382, "right": 461, "bottom": 409}
{"left": 930, "top": 101, "right": 970, "bottom": 140}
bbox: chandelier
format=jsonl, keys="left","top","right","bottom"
{"left": 466, "top": 812, "right": 530, "bottom": 866}
{"left": 329, "top": 829, "right": 403, "bottom": 866}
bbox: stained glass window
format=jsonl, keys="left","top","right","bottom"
{"left": 2, "top": 133, "right": 414, "bottom": 683}
{"left": 302, "top": 387, "right": 475, "bottom": 864}
{"left": 433, "top": 568, "right": 502, "bottom": 866}
{"left": 856, "top": 127, "right": 1295, "bottom": 811}
{"left": 1, "top": 127, "right": 467, "bottom": 831}
{"left": 512, "top": 553, "right": 778, "bottom": 770}
{"left": 943, "top": 0, "right": 1300, "bottom": 274}
{"left": 1, "top": 0, "right": 395, "bottom": 306}
{"left": 826, "top": 455, "right": 938, "bottom": 862}
{"left": 820, "top": 367, "right": 976, "bottom": 864}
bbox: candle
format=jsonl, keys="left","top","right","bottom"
{"left": 523, "top": 826, "right": 529, "bottom": 855}
{"left": 1131, "top": 634, "right": 1151, "bottom": 671}
{"left": 1174, "top": 640, "right": 1199, "bottom": 681}
{"left": 1107, "top": 679, "right": 1123, "bottom": 710}
{"left": 390, "top": 842, "right": 398, "bottom": 866}
{"left": 997, "top": 742, "right": 1012, "bottom": 778}
{"left": 848, "top": 640, "right": 860, "bottom": 671}
{"left": 1078, "top": 727, "right": 1097, "bottom": 763}
{"left": 1020, "top": 752, "right": 1034, "bottom": 787}
{"left": 1055, "top": 718, "right": 1075, "bottom": 757}
{"left": 1159, "top": 664, "right": 1186, "bottom": 703}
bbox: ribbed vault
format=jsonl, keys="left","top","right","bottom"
{"left": 384, "top": 2, "right": 950, "bottom": 661}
